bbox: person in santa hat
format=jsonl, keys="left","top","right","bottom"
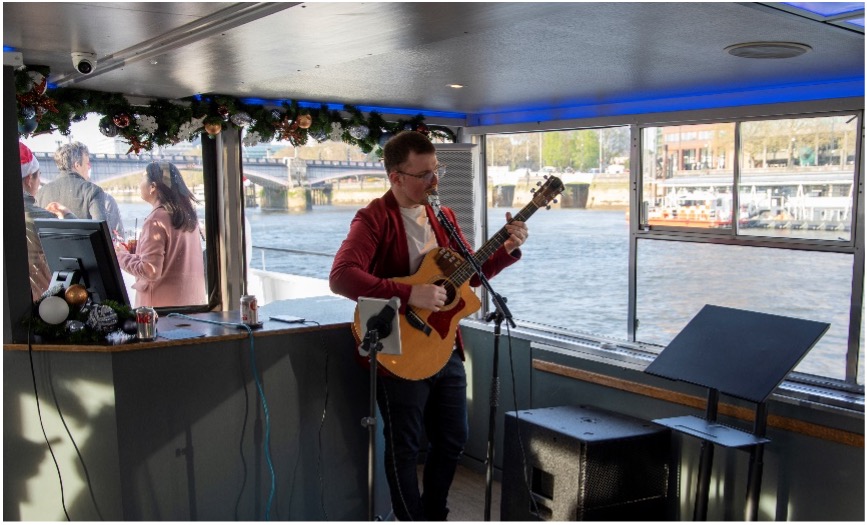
{"left": 19, "top": 142, "right": 74, "bottom": 300}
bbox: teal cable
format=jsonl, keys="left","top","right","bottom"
{"left": 166, "top": 314, "right": 276, "bottom": 520}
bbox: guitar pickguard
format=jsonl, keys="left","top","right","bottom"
{"left": 427, "top": 297, "right": 466, "bottom": 339}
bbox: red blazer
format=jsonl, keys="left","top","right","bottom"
{"left": 330, "top": 189, "right": 521, "bottom": 358}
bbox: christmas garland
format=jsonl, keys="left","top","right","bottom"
{"left": 15, "top": 65, "right": 456, "bottom": 156}
{"left": 25, "top": 283, "right": 138, "bottom": 345}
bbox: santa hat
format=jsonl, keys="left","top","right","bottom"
{"left": 19, "top": 142, "right": 40, "bottom": 178}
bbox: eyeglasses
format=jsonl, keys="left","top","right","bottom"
{"left": 396, "top": 164, "right": 446, "bottom": 183}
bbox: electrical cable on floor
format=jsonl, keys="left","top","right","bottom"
{"left": 27, "top": 318, "right": 71, "bottom": 521}
{"left": 45, "top": 359, "right": 105, "bottom": 520}
{"left": 166, "top": 314, "right": 276, "bottom": 520}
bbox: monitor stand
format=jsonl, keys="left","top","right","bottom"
{"left": 48, "top": 268, "right": 84, "bottom": 292}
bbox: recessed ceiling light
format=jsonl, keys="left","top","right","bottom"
{"left": 725, "top": 41, "right": 812, "bottom": 59}
{"left": 447, "top": 83, "right": 465, "bottom": 89}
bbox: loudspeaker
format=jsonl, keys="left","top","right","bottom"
{"left": 434, "top": 143, "right": 478, "bottom": 247}
{"left": 501, "top": 405, "right": 671, "bottom": 521}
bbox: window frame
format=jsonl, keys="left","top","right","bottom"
{"left": 632, "top": 110, "right": 863, "bottom": 388}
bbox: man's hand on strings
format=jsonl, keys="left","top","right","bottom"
{"left": 409, "top": 283, "right": 448, "bottom": 311}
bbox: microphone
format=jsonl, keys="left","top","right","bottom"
{"left": 366, "top": 296, "right": 400, "bottom": 339}
{"left": 426, "top": 188, "right": 441, "bottom": 212}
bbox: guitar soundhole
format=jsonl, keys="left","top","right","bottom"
{"left": 434, "top": 279, "right": 458, "bottom": 306}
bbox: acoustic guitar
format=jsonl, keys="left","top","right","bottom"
{"left": 354, "top": 176, "right": 565, "bottom": 380}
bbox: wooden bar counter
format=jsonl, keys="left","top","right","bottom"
{"left": 4, "top": 296, "right": 390, "bottom": 521}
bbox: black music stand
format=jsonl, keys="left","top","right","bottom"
{"left": 645, "top": 305, "right": 829, "bottom": 521}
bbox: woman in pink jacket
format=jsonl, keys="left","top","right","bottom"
{"left": 116, "top": 162, "right": 205, "bottom": 307}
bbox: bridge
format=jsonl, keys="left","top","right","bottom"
{"left": 31, "top": 151, "right": 385, "bottom": 189}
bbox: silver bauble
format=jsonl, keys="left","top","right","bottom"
{"left": 66, "top": 320, "right": 86, "bottom": 334}
{"left": 230, "top": 111, "right": 253, "bottom": 127}
{"left": 87, "top": 304, "right": 119, "bottom": 333}
{"left": 348, "top": 125, "right": 370, "bottom": 140}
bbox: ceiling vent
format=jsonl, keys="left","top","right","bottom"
{"left": 725, "top": 41, "right": 812, "bottom": 58}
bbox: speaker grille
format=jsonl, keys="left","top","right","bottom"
{"left": 434, "top": 144, "right": 477, "bottom": 248}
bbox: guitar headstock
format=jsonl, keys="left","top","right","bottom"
{"left": 531, "top": 175, "right": 565, "bottom": 209}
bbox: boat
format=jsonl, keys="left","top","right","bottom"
{"left": 647, "top": 190, "right": 733, "bottom": 228}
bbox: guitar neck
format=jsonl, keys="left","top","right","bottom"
{"left": 451, "top": 199, "right": 542, "bottom": 286}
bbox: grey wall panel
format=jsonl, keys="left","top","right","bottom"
{"left": 4, "top": 324, "right": 388, "bottom": 521}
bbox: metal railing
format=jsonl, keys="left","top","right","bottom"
{"left": 251, "top": 245, "right": 334, "bottom": 271}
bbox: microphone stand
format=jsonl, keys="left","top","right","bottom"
{"left": 360, "top": 297, "right": 398, "bottom": 521}
{"left": 430, "top": 202, "right": 515, "bottom": 521}
{"left": 360, "top": 329, "right": 382, "bottom": 521}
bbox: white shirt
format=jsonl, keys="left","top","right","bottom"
{"left": 400, "top": 205, "right": 438, "bottom": 273}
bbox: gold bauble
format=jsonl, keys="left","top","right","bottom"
{"left": 64, "top": 284, "right": 89, "bottom": 307}
{"left": 296, "top": 114, "right": 313, "bottom": 129}
{"left": 204, "top": 122, "right": 223, "bottom": 136}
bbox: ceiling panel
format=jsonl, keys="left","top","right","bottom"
{"left": 3, "top": 2, "right": 863, "bottom": 116}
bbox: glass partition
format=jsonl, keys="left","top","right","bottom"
{"left": 21, "top": 114, "right": 206, "bottom": 307}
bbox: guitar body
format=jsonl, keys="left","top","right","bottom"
{"left": 353, "top": 247, "right": 482, "bottom": 380}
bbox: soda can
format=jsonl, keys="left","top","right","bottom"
{"left": 136, "top": 306, "right": 158, "bottom": 341}
{"left": 241, "top": 294, "right": 259, "bottom": 325}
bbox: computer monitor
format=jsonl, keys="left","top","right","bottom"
{"left": 34, "top": 219, "right": 130, "bottom": 306}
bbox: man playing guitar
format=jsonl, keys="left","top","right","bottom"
{"left": 329, "top": 130, "right": 528, "bottom": 521}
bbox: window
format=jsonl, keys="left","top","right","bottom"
{"left": 242, "top": 133, "right": 378, "bottom": 305}
{"left": 637, "top": 112, "right": 862, "bottom": 385}
{"left": 635, "top": 239, "right": 854, "bottom": 380}
{"left": 484, "top": 128, "right": 631, "bottom": 338}
{"left": 21, "top": 114, "right": 208, "bottom": 308}
{"left": 484, "top": 111, "right": 862, "bottom": 387}
{"left": 739, "top": 115, "right": 858, "bottom": 241}
{"left": 641, "top": 115, "right": 859, "bottom": 242}
{"left": 641, "top": 123, "right": 736, "bottom": 229}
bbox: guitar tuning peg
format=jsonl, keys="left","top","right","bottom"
{"left": 530, "top": 188, "right": 536, "bottom": 193}
{"left": 553, "top": 199, "right": 558, "bottom": 204}
{"left": 546, "top": 205, "right": 551, "bottom": 210}
{"left": 536, "top": 181, "right": 542, "bottom": 186}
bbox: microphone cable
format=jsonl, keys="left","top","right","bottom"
{"left": 504, "top": 322, "right": 541, "bottom": 518}
{"left": 166, "top": 314, "right": 276, "bottom": 520}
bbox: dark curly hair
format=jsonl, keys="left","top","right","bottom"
{"left": 144, "top": 162, "right": 199, "bottom": 232}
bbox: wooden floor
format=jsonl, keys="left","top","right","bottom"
{"left": 415, "top": 463, "right": 502, "bottom": 521}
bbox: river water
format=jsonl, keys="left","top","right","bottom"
{"left": 118, "top": 201, "right": 860, "bottom": 382}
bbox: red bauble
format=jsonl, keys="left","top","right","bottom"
{"left": 113, "top": 113, "right": 131, "bottom": 128}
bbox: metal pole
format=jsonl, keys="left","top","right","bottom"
{"left": 483, "top": 312, "right": 504, "bottom": 521}
{"left": 362, "top": 332, "right": 381, "bottom": 521}
{"left": 745, "top": 402, "right": 768, "bottom": 521}
{"left": 693, "top": 388, "right": 719, "bottom": 521}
